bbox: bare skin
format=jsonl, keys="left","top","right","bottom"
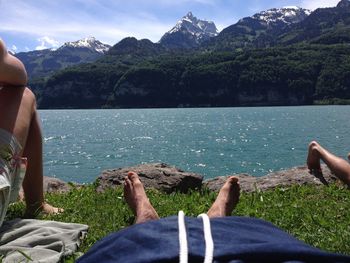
{"left": 307, "top": 141, "right": 350, "bottom": 187}
{"left": 124, "top": 172, "right": 240, "bottom": 224}
{"left": 207, "top": 176, "right": 240, "bottom": 218}
{"left": 124, "top": 172, "right": 159, "bottom": 224}
{"left": 0, "top": 39, "right": 27, "bottom": 86}
{"left": 0, "top": 39, "right": 61, "bottom": 216}
{"left": 0, "top": 86, "right": 61, "bottom": 216}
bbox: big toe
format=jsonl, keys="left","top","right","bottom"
{"left": 228, "top": 176, "right": 239, "bottom": 184}
{"left": 128, "top": 172, "right": 140, "bottom": 182}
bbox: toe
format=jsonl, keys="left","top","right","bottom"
{"left": 228, "top": 176, "right": 239, "bottom": 184}
{"left": 128, "top": 171, "right": 139, "bottom": 181}
{"left": 127, "top": 172, "right": 144, "bottom": 189}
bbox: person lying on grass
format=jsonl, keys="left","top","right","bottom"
{"left": 0, "top": 38, "right": 61, "bottom": 225}
{"left": 78, "top": 172, "right": 350, "bottom": 263}
{"left": 307, "top": 141, "right": 350, "bottom": 187}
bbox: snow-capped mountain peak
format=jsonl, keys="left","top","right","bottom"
{"left": 166, "top": 12, "right": 218, "bottom": 41}
{"left": 60, "top": 37, "right": 111, "bottom": 53}
{"left": 250, "top": 6, "right": 311, "bottom": 27}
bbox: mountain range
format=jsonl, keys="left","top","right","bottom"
{"left": 13, "top": 0, "right": 350, "bottom": 108}
{"left": 16, "top": 6, "right": 313, "bottom": 80}
{"left": 206, "top": 6, "right": 311, "bottom": 50}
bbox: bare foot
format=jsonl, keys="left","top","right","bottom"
{"left": 307, "top": 141, "right": 322, "bottom": 173}
{"left": 24, "top": 202, "right": 63, "bottom": 218}
{"left": 207, "top": 176, "right": 240, "bottom": 218}
{"left": 42, "top": 202, "right": 63, "bottom": 214}
{"left": 124, "top": 172, "right": 159, "bottom": 224}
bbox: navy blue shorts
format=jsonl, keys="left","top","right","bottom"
{"left": 78, "top": 216, "right": 350, "bottom": 263}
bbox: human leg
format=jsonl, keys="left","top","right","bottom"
{"left": 22, "top": 110, "right": 61, "bottom": 215}
{"left": 0, "top": 87, "right": 60, "bottom": 215}
{"left": 124, "top": 172, "right": 159, "bottom": 224}
{"left": 207, "top": 176, "right": 240, "bottom": 218}
{"left": 307, "top": 141, "right": 350, "bottom": 187}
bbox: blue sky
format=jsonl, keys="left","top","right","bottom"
{"left": 0, "top": 0, "right": 340, "bottom": 53}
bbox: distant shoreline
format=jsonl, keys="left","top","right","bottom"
{"left": 37, "top": 102, "right": 350, "bottom": 110}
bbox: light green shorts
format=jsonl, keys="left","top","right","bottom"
{"left": 0, "top": 128, "right": 26, "bottom": 227}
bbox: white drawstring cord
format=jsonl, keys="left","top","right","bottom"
{"left": 178, "top": 211, "right": 188, "bottom": 263}
{"left": 198, "top": 213, "right": 214, "bottom": 263}
{"left": 178, "top": 211, "right": 214, "bottom": 263}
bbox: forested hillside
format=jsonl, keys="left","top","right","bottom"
{"left": 36, "top": 44, "right": 350, "bottom": 108}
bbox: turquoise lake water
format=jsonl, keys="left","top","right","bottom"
{"left": 40, "top": 106, "right": 350, "bottom": 183}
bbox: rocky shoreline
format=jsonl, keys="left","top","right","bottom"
{"left": 42, "top": 163, "right": 342, "bottom": 194}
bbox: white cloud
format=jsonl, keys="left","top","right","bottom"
{"left": 0, "top": 0, "right": 172, "bottom": 47}
{"left": 300, "top": 0, "right": 339, "bottom": 10}
{"left": 140, "top": 0, "right": 218, "bottom": 6}
{"left": 10, "top": 44, "right": 17, "bottom": 52}
{"left": 36, "top": 36, "right": 60, "bottom": 50}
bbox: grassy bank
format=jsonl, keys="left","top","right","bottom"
{"left": 314, "top": 98, "right": 350, "bottom": 105}
{"left": 6, "top": 183, "right": 350, "bottom": 259}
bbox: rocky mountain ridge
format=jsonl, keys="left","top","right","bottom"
{"left": 59, "top": 37, "right": 111, "bottom": 54}
{"left": 160, "top": 12, "right": 218, "bottom": 49}
{"left": 250, "top": 6, "right": 311, "bottom": 27}
{"left": 275, "top": 0, "right": 350, "bottom": 45}
{"left": 15, "top": 37, "right": 110, "bottom": 79}
{"left": 208, "top": 6, "right": 311, "bottom": 50}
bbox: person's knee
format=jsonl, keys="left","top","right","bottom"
{"left": 0, "top": 39, "right": 27, "bottom": 86}
{"left": 23, "top": 87, "right": 37, "bottom": 109}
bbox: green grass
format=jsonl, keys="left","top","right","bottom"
{"left": 6, "top": 184, "right": 350, "bottom": 258}
{"left": 314, "top": 98, "right": 350, "bottom": 105}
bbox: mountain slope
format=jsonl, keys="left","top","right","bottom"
{"left": 37, "top": 37, "right": 166, "bottom": 109}
{"left": 160, "top": 12, "right": 218, "bottom": 49}
{"left": 204, "top": 6, "right": 310, "bottom": 50}
{"left": 15, "top": 37, "right": 111, "bottom": 79}
{"left": 276, "top": 0, "right": 350, "bottom": 45}
{"left": 59, "top": 37, "right": 110, "bottom": 53}
{"left": 107, "top": 37, "right": 164, "bottom": 57}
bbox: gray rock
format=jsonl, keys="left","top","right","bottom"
{"left": 96, "top": 163, "right": 203, "bottom": 193}
{"left": 204, "top": 165, "right": 340, "bottom": 192}
{"left": 19, "top": 176, "right": 71, "bottom": 199}
{"left": 203, "top": 173, "right": 259, "bottom": 193}
{"left": 43, "top": 176, "right": 71, "bottom": 193}
{"left": 34, "top": 164, "right": 343, "bottom": 196}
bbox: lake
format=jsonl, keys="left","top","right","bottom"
{"left": 40, "top": 106, "right": 350, "bottom": 183}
